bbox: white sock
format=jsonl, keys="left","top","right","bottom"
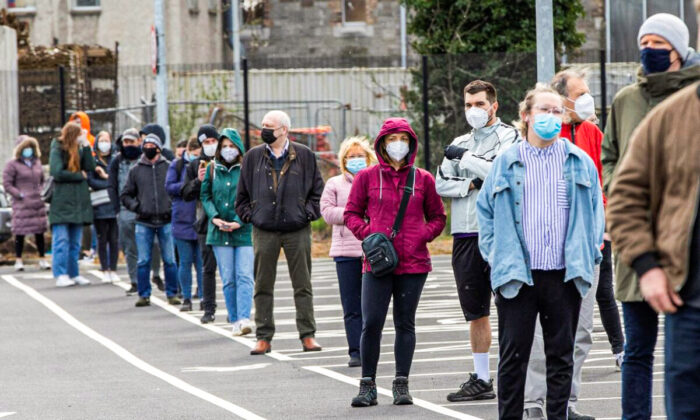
{"left": 473, "top": 353, "right": 490, "bottom": 381}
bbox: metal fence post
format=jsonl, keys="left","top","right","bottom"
{"left": 421, "top": 55, "right": 430, "bottom": 171}
{"left": 59, "top": 66, "right": 67, "bottom": 126}
{"left": 243, "top": 57, "right": 250, "bottom": 150}
{"left": 599, "top": 49, "right": 607, "bottom": 130}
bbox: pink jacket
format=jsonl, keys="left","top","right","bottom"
{"left": 321, "top": 173, "right": 363, "bottom": 258}
{"left": 344, "top": 117, "right": 446, "bottom": 274}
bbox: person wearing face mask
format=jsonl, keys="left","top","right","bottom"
{"left": 120, "top": 134, "right": 180, "bottom": 308}
{"left": 600, "top": 13, "right": 700, "bottom": 419}
{"left": 181, "top": 124, "right": 221, "bottom": 323}
{"left": 436, "top": 80, "right": 521, "bottom": 404}
{"left": 236, "top": 110, "right": 325, "bottom": 354}
{"left": 476, "top": 85, "right": 604, "bottom": 420}
{"left": 344, "top": 117, "right": 446, "bottom": 408}
{"left": 321, "top": 136, "right": 378, "bottom": 368}
{"left": 165, "top": 137, "right": 204, "bottom": 312}
{"left": 87, "top": 131, "right": 120, "bottom": 283}
{"left": 200, "top": 128, "right": 254, "bottom": 336}
{"left": 2, "top": 135, "right": 49, "bottom": 271}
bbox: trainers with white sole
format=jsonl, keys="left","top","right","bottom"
{"left": 71, "top": 276, "right": 91, "bottom": 286}
{"left": 239, "top": 319, "right": 253, "bottom": 336}
{"left": 56, "top": 275, "right": 76, "bottom": 287}
{"left": 109, "top": 271, "right": 120, "bottom": 283}
{"left": 38, "top": 259, "right": 50, "bottom": 270}
{"left": 231, "top": 321, "right": 243, "bottom": 336}
{"left": 14, "top": 259, "right": 24, "bottom": 271}
{"left": 100, "top": 271, "right": 111, "bottom": 283}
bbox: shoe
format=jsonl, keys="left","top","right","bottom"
{"left": 55, "top": 275, "right": 76, "bottom": 287}
{"left": 180, "top": 299, "right": 192, "bottom": 312}
{"left": 239, "top": 319, "right": 253, "bottom": 336}
{"left": 152, "top": 276, "right": 164, "bottom": 291}
{"left": 615, "top": 351, "right": 624, "bottom": 372}
{"left": 302, "top": 337, "right": 322, "bottom": 352}
{"left": 523, "top": 407, "right": 546, "bottom": 420}
{"left": 109, "top": 271, "right": 120, "bottom": 283}
{"left": 351, "top": 377, "right": 378, "bottom": 407}
{"left": 71, "top": 276, "right": 91, "bottom": 286}
{"left": 348, "top": 355, "right": 362, "bottom": 368}
{"left": 135, "top": 297, "right": 150, "bottom": 307}
{"left": 14, "top": 259, "right": 24, "bottom": 271}
{"left": 100, "top": 271, "right": 111, "bottom": 283}
{"left": 231, "top": 321, "right": 243, "bottom": 336}
{"left": 38, "top": 259, "right": 51, "bottom": 270}
{"left": 392, "top": 376, "right": 413, "bottom": 405}
{"left": 568, "top": 407, "right": 595, "bottom": 420}
{"left": 200, "top": 312, "right": 215, "bottom": 324}
{"left": 250, "top": 340, "right": 271, "bottom": 355}
{"left": 199, "top": 300, "right": 204, "bottom": 311}
{"left": 194, "top": 288, "right": 200, "bottom": 299}
{"left": 167, "top": 296, "right": 182, "bottom": 305}
{"left": 125, "top": 284, "right": 138, "bottom": 296}
{"left": 446, "top": 373, "right": 496, "bottom": 402}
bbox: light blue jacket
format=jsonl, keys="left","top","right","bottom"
{"left": 476, "top": 140, "right": 604, "bottom": 298}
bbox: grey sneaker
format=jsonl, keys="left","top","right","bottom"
{"left": 523, "top": 407, "right": 546, "bottom": 420}
{"left": 568, "top": 407, "right": 595, "bottom": 420}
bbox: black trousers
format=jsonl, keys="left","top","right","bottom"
{"left": 15, "top": 233, "right": 45, "bottom": 258}
{"left": 94, "top": 218, "right": 119, "bottom": 271}
{"left": 198, "top": 234, "right": 218, "bottom": 313}
{"left": 361, "top": 271, "right": 427, "bottom": 379}
{"left": 496, "top": 270, "right": 581, "bottom": 420}
{"left": 596, "top": 240, "right": 625, "bottom": 354}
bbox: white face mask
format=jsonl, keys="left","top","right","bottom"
{"left": 221, "top": 147, "right": 239, "bottom": 163}
{"left": 572, "top": 93, "right": 595, "bottom": 121}
{"left": 465, "top": 106, "right": 490, "bottom": 129}
{"left": 202, "top": 143, "right": 217, "bottom": 157}
{"left": 97, "top": 141, "right": 111, "bottom": 154}
{"left": 386, "top": 140, "right": 410, "bottom": 162}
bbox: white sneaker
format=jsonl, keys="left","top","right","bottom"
{"left": 14, "top": 259, "right": 24, "bottom": 271}
{"left": 55, "top": 275, "right": 76, "bottom": 287}
{"left": 100, "top": 271, "right": 111, "bottom": 283}
{"left": 71, "top": 275, "right": 91, "bottom": 286}
{"left": 614, "top": 352, "right": 624, "bottom": 372}
{"left": 239, "top": 319, "right": 253, "bottom": 336}
{"left": 38, "top": 259, "right": 50, "bottom": 270}
{"left": 231, "top": 321, "right": 243, "bottom": 336}
{"left": 109, "top": 271, "right": 120, "bottom": 283}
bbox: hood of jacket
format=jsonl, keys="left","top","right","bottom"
{"left": 374, "top": 117, "right": 418, "bottom": 169}
{"left": 219, "top": 127, "right": 246, "bottom": 155}
{"left": 138, "top": 155, "right": 168, "bottom": 167}
{"left": 637, "top": 49, "right": 700, "bottom": 98}
{"left": 13, "top": 135, "right": 41, "bottom": 160}
{"left": 71, "top": 111, "right": 95, "bottom": 145}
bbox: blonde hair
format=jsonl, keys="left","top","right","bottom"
{"left": 338, "top": 136, "right": 376, "bottom": 174}
{"left": 514, "top": 83, "right": 562, "bottom": 137}
{"left": 59, "top": 122, "right": 82, "bottom": 172}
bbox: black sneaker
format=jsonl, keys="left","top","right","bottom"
{"left": 135, "top": 297, "right": 150, "bottom": 307}
{"left": 568, "top": 407, "right": 595, "bottom": 420}
{"left": 348, "top": 355, "right": 361, "bottom": 368}
{"left": 392, "top": 376, "right": 413, "bottom": 405}
{"left": 351, "top": 377, "right": 378, "bottom": 407}
{"left": 200, "top": 312, "right": 215, "bottom": 324}
{"left": 152, "top": 276, "right": 164, "bottom": 291}
{"left": 125, "top": 284, "right": 138, "bottom": 295}
{"left": 199, "top": 300, "right": 204, "bottom": 311}
{"left": 446, "top": 373, "right": 496, "bottom": 402}
{"left": 180, "top": 299, "right": 192, "bottom": 312}
{"left": 167, "top": 296, "right": 182, "bottom": 305}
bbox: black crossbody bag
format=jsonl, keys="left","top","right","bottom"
{"left": 361, "top": 166, "right": 415, "bottom": 277}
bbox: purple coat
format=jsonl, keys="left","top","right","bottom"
{"left": 321, "top": 173, "right": 363, "bottom": 258}
{"left": 2, "top": 137, "right": 47, "bottom": 235}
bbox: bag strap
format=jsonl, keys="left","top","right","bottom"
{"left": 390, "top": 166, "right": 415, "bottom": 239}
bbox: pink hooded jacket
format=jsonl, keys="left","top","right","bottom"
{"left": 321, "top": 172, "right": 363, "bottom": 258}
{"left": 344, "top": 117, "right": 446, "bottom": 274}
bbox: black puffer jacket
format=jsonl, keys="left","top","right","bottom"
{"left": 120, "top": 155, "right": 172, "bottom": 226}
{"left": 236, "top": 142, "right": 324, "bottom": 233}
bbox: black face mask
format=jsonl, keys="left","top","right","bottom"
{"left": 143, "top": 147, "right": 159, "bottom": 160}
{"left": 261, "top": 128, "right": 277, "bottom": 145}
{"left": 122, "top": 145, "right": 141, "bottom": 160}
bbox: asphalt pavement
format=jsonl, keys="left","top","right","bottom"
{"left": 0, "top": 255, "right": 666, "bottom": 419}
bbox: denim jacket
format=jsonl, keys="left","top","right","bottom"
{"left": 476, "top": 140, "right": 604, "bottom": 298}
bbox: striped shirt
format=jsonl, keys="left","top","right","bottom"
{"left": 520, "top": 140, "right": 569, "bottom": 270}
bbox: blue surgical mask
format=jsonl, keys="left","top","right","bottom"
{"left": 640, "top": 47, "right": 673, "bottom": 74}
{"left": 532, "top": 113, "right": 562, "bottom": 141}
{"left": 21, "top": 147, "right": 34, "bottom": 159}
{"left": 345, "top": 157, "right": 367, "bottom": 174}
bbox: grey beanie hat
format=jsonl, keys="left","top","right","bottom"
{"left": 638, "top": 13, "right": 689, "bottom": 61}
{"left": 142, "top": 133, "right": 163, "bottom": 150}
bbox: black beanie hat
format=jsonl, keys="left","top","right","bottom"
{"left": 140, "top": 123, "right": 167, "bottom": 144}
{"left": 197, "top": 124, "right": 220, "bottom": 144}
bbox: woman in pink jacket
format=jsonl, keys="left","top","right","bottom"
{"left": 344, "top": 117, "right": 446, "bottom": 408}
{"left": 321, "top": 136, "right": 377, "bottom": 369}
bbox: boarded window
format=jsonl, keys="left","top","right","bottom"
{"left": 343, "top": 0, "right": 366, "bottom": 24}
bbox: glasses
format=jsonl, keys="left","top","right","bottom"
{"left": 533, "top": 105, "right": 565, "bottom": 116}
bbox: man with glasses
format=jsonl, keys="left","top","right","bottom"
{"left": 477, "top": 85, "right": 604, "bottom": 420}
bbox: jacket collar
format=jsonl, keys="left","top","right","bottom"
{"left": 502, "top": 138, "right": 587, "bottom": 169}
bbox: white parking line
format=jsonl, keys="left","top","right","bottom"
{"left": 2, "top": 275, "right": 266, "bottom": 420}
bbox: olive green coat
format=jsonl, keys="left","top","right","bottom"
{"left": 48, "top": 139, "right": 96, "bottom": 225}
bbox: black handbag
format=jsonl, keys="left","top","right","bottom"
{"left": 361, "top": 166, "right": 415, "bottom": 277}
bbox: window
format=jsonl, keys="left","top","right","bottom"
{"left": 6, "top": 0, "right": 36, "bottom": 14}
{"left": 74, "top": 0, "right": 100, "bottom": 8}
{"left": 242, "top": 0, "right": 264, "bottom": 25}
{"left": 342, "top": 0, "right": 366, "bottom": 25}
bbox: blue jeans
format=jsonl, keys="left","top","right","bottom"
{"left": 335, "top": 258, "right": 363, "bottom": 358}
{"left": 665, "top": 305, "right": 700, "bottom": 419}
{"left": 51, "top": 223, "right": 83, "bottom": 278}
{"left": 621, "top": 301, "right": 658, "bottom": 420}
{"left": 174, "top": 238, "right": 203, "bottom": 300}
{"left": 212, "top": 245, "right": 254, "bottom": 323}
{"left": 135, "top": 223, "right": 178, "bottom": 298}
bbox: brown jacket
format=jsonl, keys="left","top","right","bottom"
{"left": 607, "top": 82, "right": 700, "bottom": 295}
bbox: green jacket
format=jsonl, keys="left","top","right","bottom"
{"left": 200, "top": 129, "right": 252, "bottom": 247}
{"left": 602, "top": 56, "right": 700, "bottom": 302}
{"left": 48, "top": 139, "right": 96, "bottom": 225}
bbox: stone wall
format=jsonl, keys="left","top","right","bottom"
{"left": 0, "top": 26, "right": 19, "bottom": 169}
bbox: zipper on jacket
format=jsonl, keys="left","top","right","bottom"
{"left": 152, "top": 164, "right": 159, "bottom": 217}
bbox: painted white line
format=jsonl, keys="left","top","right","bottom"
{"left": 182, "top": 364, "right": 271, "bottom": 373}
{"left": 0, "top": 413, "right": 16, "bottom": 418}
{"left": 2, "top": 275, "right": 266, "bottom": 420}
{"left": 304, "top": 366, "right": 484, "bottom": 420}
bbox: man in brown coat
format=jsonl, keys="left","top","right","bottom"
{"left": 607, "top": 82, "right": 700, "bottom": 419}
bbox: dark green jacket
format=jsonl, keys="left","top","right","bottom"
{"left": 200, "top": 129, "right": 252, "bottom": 247}
{"left": 48, "top": 139, "right": 96, "bottom": 225}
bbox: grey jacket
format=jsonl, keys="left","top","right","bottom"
{"left": 436, "top": 119, "right": 521, "bottom": 235}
